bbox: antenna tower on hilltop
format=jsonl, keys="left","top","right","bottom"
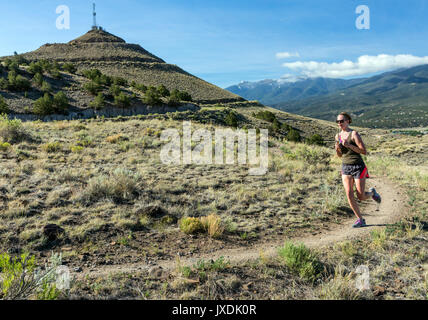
{"left": 92, "top": 3, "right": 97, "bottom": 30}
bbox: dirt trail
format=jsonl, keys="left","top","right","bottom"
{"left": 78, "top": 176, "right": 408, "bottom": 278}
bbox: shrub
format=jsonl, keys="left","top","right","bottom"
{"left": 132, "top": 82, "right": 147, "bottom": 93}
{"left": 52, "top": 91, "right": 69, "bottom": 113}
{"left": 33, "top": 93, "right": 54, "bottom": 115}
{"left": 157, "top": 85, "right": 170, "bottom": 97}
{"left": 14, "top": 75, "right": 31, "bottom": 91}
{"left": 109, "top": 84, "right": 121, "bottom": 97}
{"left": 286, "top": 128, "right": 301, "bottom": 142}
{"left": 62, "top": 63, "right": 77, "bottom": 74}
{"left": 79, "top": 168, "right": 141, "bottom": 205}
{"left": 114, "top": 92, "right": 130, "bottom": 108}
{"left": 90, "top": 92, "right": 105, "bottom": 110}
{"left": 83, "top": 81, "right": 102, "bottom": 95}
{"left": 42, "top": 141, "right": 62, "bottom": 153}
{"left": 0, "top": 95, "right": 10, "bottom": 114}
{"left": 278, "top": 242, "right": 324, "bottom": 282}
{"left": 0, "top": 114, "right": 30, "bottom": 143}
{"left": 293, "top": 144, "right": 331, "bottom": 165}
{"left": 179, "top": 91, "right": 192, "bottom": 102}
{"left": 82, "top": 69, "right": 102, "bottom": 81}
{"left": 0, "top": 252, "right": 64, "bottom": 300}
{"left": 7, "top": 72, "right": 31, "bottom": 91}
{"left": 253, "top": 110, "right": 276, "bottom": 123}
{"left": 113, "top": 77, "right": 128, "bottom": 87}
{"left": 98, "top": 74, "right": 112, "bottom": 86}
{"left": 0, "top": 78, "right": 8, "bottom": 90}
{"left": 39, "top": 60, "right": 53, "bottom": 73}
{"left": 41, "top": 81, "right": 52, "bottom": 93}
{"left": 225, "top": 111, "right": 238, "bottom": 128}
{"left": 143, "top": 87, "right": 162, "bottom": 105}
{"left": 106, "top": 134, "right": 127, "bottom": 144}
{"left": 34, "top": 92, "right": 70, "bottom": 115}
{"left": 168, "top": 90, "right": 181, "bottom": 107}
{"left": 306, "top": 134, "right": 324, "bottom": 146}
{"left": 28, "top": 62, "right": 44, "bottom": 75}
{"left": 12, "top": 54, "right": 28, "bottom": 66}
{"left": 200, "top": 214, "right": 224, "bottom": 238}
{"left": 0, "top": 141, "right": 11, "bottom": 152}
{"left": 32, "top": 73, "right": 44, "bottom": 87}
{"left": 49, "top": 68, "right": 62, "bottom": 80}
{"left": 5, "top": 59, "right": 19, "bottom": 73}
{"left": 194, "top": 257, "right": 229, "bottom": 272}
{"left": 70, "top": 145, "right": 84, "bottom": 153}
{"left": 179, "top": 217, "right": 204, "bottom": 235}
{"left": 318, "top": 266, "right": 367, "bottom": 300}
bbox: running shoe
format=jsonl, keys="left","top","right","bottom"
{"left": 352, "top": 219, "right": 366, "bottom": 228}
{"left": 369, "top": 187, "right": 381, "bottom": 204}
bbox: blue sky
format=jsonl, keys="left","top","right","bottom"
{"left": 1, "top": 0, "right": 427, "bottom": 88}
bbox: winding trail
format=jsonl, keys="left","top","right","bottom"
{"left": 78, "top": 176, "right": 408, "bottom": 278}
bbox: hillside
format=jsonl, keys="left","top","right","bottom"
{"left": 226, "top": 77, "right": 364, "bottom": 105}
{"left": 0, "top": 28, "right": 243, "bottom": 114}
{"left": 273, "top": 65, "right": 428, "bottom": 128}
{"left": 0, "top": 100, "right": 427, "bottom": 300}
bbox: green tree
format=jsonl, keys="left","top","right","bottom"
{"left": 113, "top": 77, "right": 128, "bottom": 87}
{"left": 286, "top": 128, "right": 301, "bottom": 142}
{"left": 39, "top": 60, "right": 53, "bottom": 73}
{"left": 132, "top": 82, "right": 147, "bottom": 93}
{"left": 143, "top": 86, "right": 162, "bottom": 105}
{"left": 98, "top": 74, "right": 112, "bottom": 86}
{"left": 168, "top": 89, "right": 181, "bottom": 107}
{"left": 157, "top": 85, "right": 170, "bottom": 97}
{"left": 33, "top": 93, "right": 54, "bottom": 115}
{"left": 306, "top": 134, "right": 324, "bottom": 146}
{"left": 53, "top": 91, "right": 68, "bottom": 113}
{"left": 179, "top": 91, "right": 192, "bottom": 102}
{"left": 49, "top": 68, "right": 62, "bottom": 80}
{"left": 82, "top": 69, "right": 102, "bottom": 81}
{"left": 0, "top": 95, "right": 10, "bottom": 114}
{"left": 41, "top": 81, "right": 52, "bottom": 93}
{"left": 114, "top": 92, "right": 130, "bottom": 108}
{"left": 109, "top": 84, "right": 121, "bottom": 97}
{"left": 83, "top": 81, "right": 102, "bottom": 95}
{"left": 90, "top": 92, "right": 106, "bottom": 110}
{"left": 5, "top": 59, "right": 19, "bottom": 73}
{"left": 32, "top": 73, "right": 43, "bottom": 87}
{"left": 0, "top": 78, "right": 8, "bottom": 90}
{"left": 7, "top": 72, "right": 31, "bottom": 92}
{"left": 225, "top": 111, "right": 238, "bottom": 128}
{"left": 62, "top": 63, "right": 77, "bottom": 74}
{"left": 28, "top": 62, "right": 44, "bottom": 75}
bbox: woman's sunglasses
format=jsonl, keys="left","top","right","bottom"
{"left": 336, "top": 119, "right": 346, "bottom": 124}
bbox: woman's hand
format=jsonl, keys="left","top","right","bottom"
{"left": 335, "top": 141, "right": 342, "bottom": 156}
{"left": 342, "top": 140, "right": 351, "bottom": 148}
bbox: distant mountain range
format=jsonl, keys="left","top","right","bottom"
{"left": 226, "top": 77, "right": 364, "bottom": 105}
{"left": 226, "top": 65, "right": 428, "bottom": 128}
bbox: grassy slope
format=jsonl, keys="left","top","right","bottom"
{"left": 1, "top": 102, "right": 426, "bottom": 299}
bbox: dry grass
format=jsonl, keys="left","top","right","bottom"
{"left": 200, "top": 214, "right": 224, "bottom": 238}
{"left": 1, "top": 104, "right": 427, "bottom": 300}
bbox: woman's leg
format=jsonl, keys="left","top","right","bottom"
{"left": 355, "top": 178, "right": 373, "bottom": 201}
{"left": 342, "top": 175, "right": 363, "bottom": 220}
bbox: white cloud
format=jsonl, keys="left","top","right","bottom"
{"left": 276, "top": 52, "right": 300, "bottom": 59}
{"left": 282, "top": 54, "right": 428, "bottom": 78}
{"left": 278, "top": 74, "right": 307, "bottom": 83}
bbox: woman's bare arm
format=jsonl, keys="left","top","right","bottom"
{"left": 335, "top": 134, "right": 342, "bottom": 157}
